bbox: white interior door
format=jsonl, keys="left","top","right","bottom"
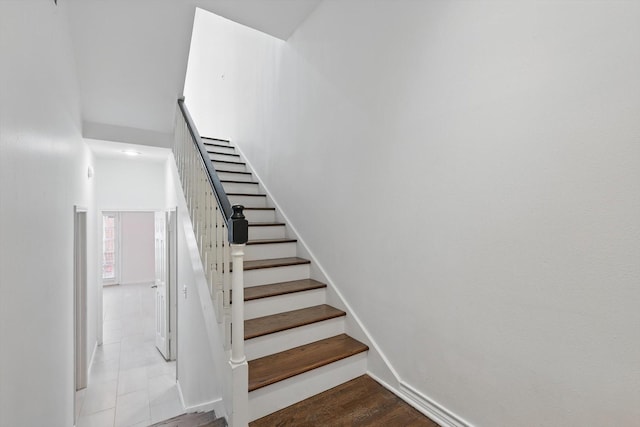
{"left": 155, "top": 211, "right": 170, "bottom": 359}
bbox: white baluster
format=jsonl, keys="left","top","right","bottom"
{"left": 214, "top": 207, "right": 224, "bottom": 323}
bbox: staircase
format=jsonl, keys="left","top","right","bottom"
{"left": 176, "top": 97, "right": 437, "bottom": 426}
{"left": 207, "top": 136, "right": 370, "bottom": 422}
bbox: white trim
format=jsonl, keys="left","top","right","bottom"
{"left": 177, "top": 380, "right": 225, "bottom": 416}
{"left": 367, "top": 371, "right": 472, "bottom": 427}
{"left": 73, "top": 206, "right": 89, "bottom": 426}
{"left": 399, "top": 381, "right": 473, "bottom": 427}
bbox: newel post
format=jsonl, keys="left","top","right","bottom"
{"left": 229, "top": 205, "right": 248, "bottom": 427}
{"left": 229, "top": 204, "right": 248, "bottom": 362}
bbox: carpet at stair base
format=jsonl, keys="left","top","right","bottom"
{"left": 148, "top": 410, "right": 226, "bottom": 427}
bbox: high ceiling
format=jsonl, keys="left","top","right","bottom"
{"left": 67, "top": 0, "right": 321, "bottom": 148}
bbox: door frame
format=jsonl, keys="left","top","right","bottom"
{"left": 168, "top": 208, "right": 178, "bottom": 362}
{"left": 74, "top": 205, "right": 88, "bottom": 424}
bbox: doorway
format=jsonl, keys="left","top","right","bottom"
{"left": 99, "top": 210, "right": 177, "bottom": 361}
{"left": 75, "top": 209, "right": 181, "bottom": 426}
{"left": 154, "top": 210, "right": 178, "bottom": 361}
{"left": 74, "top": 206, "right": 88, "bottom": 424}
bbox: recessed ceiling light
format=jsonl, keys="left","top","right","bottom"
{"left": 122, "top": 149, "right": 141, "bottom": 156}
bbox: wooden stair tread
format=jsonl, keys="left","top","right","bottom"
{"left": 202, "top": 137, "right": 230, "bottom": 143}
{"left": 248, "top": 334, "right": 368, "bottom": 392}
{"left": 245, "top": 304, "right": 344, "bottom": 339}
{"left": 208, "top": 151, "right": 240, "bottom": 157}
{"left": 243, "top": 257, "right": 310, "bottom": 271}
{"left": 206, "top": 147, "right": 237, "bottom": 152}
{"left": 202, "top": 142, "right": 230, "bottom": 150}
{"left": 215, "top": 169, "right": 252, "bottom": 175}
{"left": 221, "top": 179, "right": 258, "bottom": 184}
{"left": 212, "top": 159, "right": 245, "bottom": 165}
{"left": 244, "top": 279, "right": 326, "bottom": 301}
{"left": 249, "top": 375, "right": 439, "bottom": 427}
{"left": 247, "top": 238, "right": 297, "bottom": 245}
{"left": 242, "top": 207, "right": 274, "bottom": 211}
{"left": 248, "top": 222, "right": 285, "bottom": 227}
{"left": 226, "top": 192, "right": 265, "bottom": 197}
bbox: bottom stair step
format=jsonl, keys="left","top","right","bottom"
{"left": 250, "top": 375, "right": 439, "bottom": 426}
{"left": 248, "top": 334, "right": 368, "bottom": 392}
{"left": 148, "top": 410, "right": 226, "bottom": 427}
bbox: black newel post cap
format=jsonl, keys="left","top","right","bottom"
{"left": 228, "top": 205, "right": 249, "bottom": 244}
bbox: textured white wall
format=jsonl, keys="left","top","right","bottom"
{"left": 184, "top": 2, "right": 640, "bottom": 426}
{"left": 94, "top": 155, "right": 167, "bottom": 212}
{"left": 0, "top": 2, "right": 97, "bottom": 426}
{"left": 166, "top": 155, "right": 225, "bottom": 414}
{"left": 120, "top": 212, "right": 155, "bottom": 285}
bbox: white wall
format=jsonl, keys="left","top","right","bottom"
{"left": 166, "top": 156, "right": 226, "bottom": 415}
{"left": 94, "top": 154, "right": 167, "bottom": 212}
{"left": 0, "top": 2, "right": 97, "bottom": 426}
{"left": 120, "top": 212, "right": 155, "bottom": 285}
{"left": 184, "top": 2, "right": 640, "bottom": 426}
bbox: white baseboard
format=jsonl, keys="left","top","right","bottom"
{"left": 368, "top": 372, "right": 472, "bottom": 427}
{"left": 399, "top": 381, "right": 472, "bottom": 427}
{"left": 176, "top": 380, "right": 225, "bottom": 416}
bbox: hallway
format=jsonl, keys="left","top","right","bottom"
{"left": 76, "top": 283, "right": 182, "bottom": 427}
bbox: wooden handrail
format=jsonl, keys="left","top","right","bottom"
{"left": 177, "top": 98, "right": 248, "bottom": 244}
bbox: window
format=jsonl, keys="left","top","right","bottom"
{"left": 102, "top": 213, "right": 119, "bottom": 284}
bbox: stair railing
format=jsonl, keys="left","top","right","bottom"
{"left": 174, "top": 97, "right": 249, "bottom": 427}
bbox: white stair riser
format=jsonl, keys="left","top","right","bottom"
{"left": 245, "top": 317, "right": 344, "bottom": 360}
{"left": 213, "top": 161, "right": 246, "bottom": 172}
{"left": 222, "top": 182, "right": 260, "bottom": 194}
{"left": 244, "top": 264, "right": 310, "bottom": 287}
{"left": 218, "top": 172, "right": 253, "bottom": 182}
{"left": 244, "top": 241, "right": 297, "bottom": 261}
{"left": 244, "top": 288, "right": 326, "bottom": 320}
{"left": 207, "top": 145, "right": 236, "bottom": 154}
{"left": 243, "top": 209, "right": 275, "bottom": 223}
{"left": 248, "top": 225, "right": 286, "bottom": 240}
{"left": 248, "top": 352, "right": 367, "bottom": 421}
{"left": 228, "top": 195, "right": 266, "bottom": 208}
{"left": 209, "top": 153, "right": 242, "bottom": 162}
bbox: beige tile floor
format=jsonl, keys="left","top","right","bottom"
{"left": 75, "top": 283, "right": 183, "bottom": 427}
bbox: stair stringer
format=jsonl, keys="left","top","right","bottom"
{"left": 233, "top": 144, "right": 473, "bottom": 427}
